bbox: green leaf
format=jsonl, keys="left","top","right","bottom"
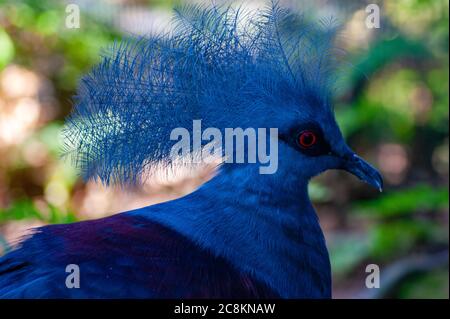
{"left": 353, "top": 185, "right": 449, "bottom": 217}
{"left": 397, "top": 269, "right": 449, "bottom": 299}
{"left": 0, "top": 199, "right": 77, "bottom": 224}
{"left": 0, "top": 28, "right": 15, "bottom": 69}
{"left": 329, "top": 234, "right": 370, "bottom": 279}
{"left": 0, "top": 199, "right": 42, "bottom": 222}
{"left": 368, "top": 220, "right": 438, "bottom": 260}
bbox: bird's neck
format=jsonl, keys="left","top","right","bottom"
{"left": 132, "top": 165, "right": 331, "bottom": 298}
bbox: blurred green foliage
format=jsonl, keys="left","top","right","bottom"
{"left": 2, "top": 0, "right": 120, "bottom": 90}
{"left": 0, "top": 28, "right": 14, "bottom": 68}
{"left": 355, "top": 185, "right": 448, "bottom": 217}
{"left": 397, "top": 269, "right": 449, "bottom": 299}
{"left": 324, "top": 0, "right": 448, "bottom": 298}
{"left": 0, "top": 199, "right": 76, "bottom": 224}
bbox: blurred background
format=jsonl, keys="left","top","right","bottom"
{"left": 0, "top": 0, "right": 448, "bottom": 298}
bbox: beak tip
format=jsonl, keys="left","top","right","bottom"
{"left": 374, "top": 178, "right": 383, "bottom": 193}
{"left": 343, "top": 153, "right": 384, "bottom": 193}
{"left": 368, "top": 179, "right": 383, "bottom": 193}
{"left": 370, "top": 173, "right": 383, "bottom": 193}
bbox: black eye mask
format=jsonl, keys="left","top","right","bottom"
{"left": 279, "top": 123, "right": 332, "bottom": 157}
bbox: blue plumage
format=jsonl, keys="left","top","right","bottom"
{"left": 0, "top": 2, "right": 382, "bottom": 299}
{"left": 0, "top": 213, "right": 279, "bottom": 298}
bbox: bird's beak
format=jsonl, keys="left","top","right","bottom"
{"left": 341, "top": 153, "right": 383, "bottom": 192}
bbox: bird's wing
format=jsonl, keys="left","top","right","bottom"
{"left": 0, "top": 213, "right": 279, "bottom": 298}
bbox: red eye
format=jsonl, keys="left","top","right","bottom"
{"left": 298, "top": 131, "right": 317, "bottom": 148}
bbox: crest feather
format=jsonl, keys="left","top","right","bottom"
{"left": 62, "top": 2, "right": 341, "bottom": 186}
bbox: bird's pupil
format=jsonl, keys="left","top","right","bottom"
{"left": 300, "top": 131, "right": 316, "bottom": 147}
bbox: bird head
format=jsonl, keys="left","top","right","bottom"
{"left": 273, "top": 99, "right": 383, "bottom": 191}
{"left": 62, "top": 3, "right": 382, "bottom": 192}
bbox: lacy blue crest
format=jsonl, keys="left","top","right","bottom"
{"left": 62, "top": 2, "right": 341, "bottom": 186}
